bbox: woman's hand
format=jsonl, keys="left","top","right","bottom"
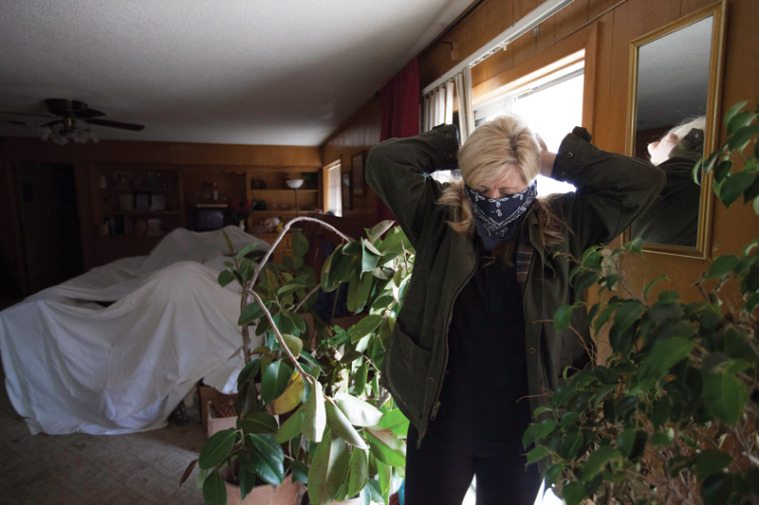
{"left": 536, "top": 134, "right": 556, "bottom": 178}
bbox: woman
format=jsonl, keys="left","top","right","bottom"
{"left": 632, "top": 116, "right": 706, "bottom": 246}
{"left": 366, "top": 114, "right": 665, "bottom": 505}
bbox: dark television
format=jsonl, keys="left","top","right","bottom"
{"left": 195, "top": 206, "right": 229, "bottom": 231}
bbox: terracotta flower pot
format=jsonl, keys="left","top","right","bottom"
{"left": 224, "top": 475, "right": 304, "bottom": 505}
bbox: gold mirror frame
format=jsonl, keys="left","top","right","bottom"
{"left": 624, "top": 0, "right": 726, "bottom": 258}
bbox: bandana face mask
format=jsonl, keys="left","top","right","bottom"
{"left": 465, "top": 182, "right": 537, "bottom": 249}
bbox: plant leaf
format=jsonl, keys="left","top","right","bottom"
{"left": 559, "top": 431, "right": 585, "bottom": 459}
{"left": 713, "top": 159, "right": 733, "bottom": 184}
{"left": 561, "top": 481, "right": 587, "bottom": 505}
{"left": 242, "top": 433, "right": 285, "bottom": 486}
{"left": 581, "top": 445, "right": 621, "bottom": 480}
{"left": 235, "top": 241, "right": 263, "bottom": 261}
{"left": 367, "top": 220, "right": 395, "bottom": 242}
{"left": 307, "top": 429, "right": 338, "bottom": 505}
{"left": 701, "top": 473, "right": 734, "bottom": 505}
{"left": 347, "top": 271, "right": 373, "bottom": 313}
{"left": 239, "top": 300, "right": 264, "bottom": 326}
{"left": 198, "top": 428, "right": 236, "bottom": 469}
{"left": 526, "top": 446, "right": 551, "bottom": 464}
{"left": 202, "top": 470, "right": 227, "bottom": 505}
{"left": 239, "top": 468, "right": 257, "bottom": 500}
{"left": 642, "top": 274, "right": 668, "bottom": 300}
{"left": 275, "top": 407, "right": 303, "bottom": 443}
{"left": 281, "top": 333, "right": 304, "bottom": 358}
{"left": 612, "top": 299, "right": 646, "bottom": 335}
{"left": 719, "top": 171, "right": 755, "bottom": 206}
{"left": 334, "top": 393, "right": 384, "bottom": 427}
{"left": 706, "top": 255, "right": 739, "bottom": 279}
{"left": 693, "top": 449, "right": 732, "bottom": 479}
{"left": 291, "top": 230, "right": 309, "bottom": 257}
{"left": 326, "top": 399, "right": 368, "bottom": 449}
{"left": 270, "top": 371, "right": 305, "bottom": 415}
{"left": 346, "top": 448, "right": 369, "bottom": 498}
{"left": 217, "top": 269, "right": 236, "bottom": 287}
{"left": 376, "top": 408, "right": 409, "bottom": 435}
{"left": 240, "top": 411, "right": 278, "bottom": 434}
{"left": 261, "top": 360, "right": 294, "bottom": 403}
{"left": 365, "top": 429, "right": 405, "bottom": 467}
{"left": 303, "top": 380, "right": 327, "bottom": 442}
{"left": 724, "top": 100, "right": 749, "bottom": 130}
{"left": 348, "top": 314, "right": 383, "bottom": 343}
{"left": 703, "top": 372, "right": 748, "bottom": 425}
{"left": 639, "top": 337, "right": 694, "bottom": 378}
{"left": 727, "top": 110, "right": 754, "bottom": 135}
{"left": 553, "top": 304, "right": 574, "bottom": 331}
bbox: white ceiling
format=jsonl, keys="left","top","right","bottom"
{"left": 0, "top": 0, "right": 474, "bottom": 146}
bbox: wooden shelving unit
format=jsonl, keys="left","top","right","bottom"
{"left": 92, "top": 164, "right": 185, "bottom": 264}
{"left": 245, "top": 167, "right": 321, "bottom": 230}
{"left": 90, "top": 163, "right": 322, "bottom": 265}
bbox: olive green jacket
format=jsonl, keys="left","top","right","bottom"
{"left": 366, "top": 125, "right": 665, "bottom": 439}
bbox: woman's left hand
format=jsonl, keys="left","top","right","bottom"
{"left": 536, "top": 134, "right": 556, "bottom": 177}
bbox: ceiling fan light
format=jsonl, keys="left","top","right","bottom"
{"left": 51, "top": 132, "right": 69, "bottom": 145}
{"left": 72, "top": 129, "right": 88, "bottom": 143}
{"left": 38, "top": 126, "right": 51, "bottom": 141}
{"left": 38, "top": 123, "right": 100, "bottom": 145}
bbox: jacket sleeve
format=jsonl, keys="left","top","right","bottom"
{"left": 550, "top": 127, "right": 666, "bottom": 252}
{"left": 365, "top": 125, "right": 459, "bottom": 247}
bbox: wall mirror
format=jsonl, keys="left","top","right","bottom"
{"left": 625, "top": 1, "right": 726, "bottom": 258}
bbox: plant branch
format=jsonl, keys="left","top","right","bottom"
{"left": 250, "top": 290, "right": 312, "bottom": 380}
{"left": 248, "top": 216, "right": 354, "bottom": 293}
{"left": 293, "top": 283, "right": 322, "bottom": 313}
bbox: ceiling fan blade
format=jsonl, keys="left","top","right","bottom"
{"left": 0, "top": 110, "right": 53, "bottom": 118}
{"left": 41, "top": 119, "right": 64, "bottom": 128}
{"left": 85, "top": 118, "right": 145, "bottom": 131}
{"left": 2, "top": 120, "right": 31, "bottom": 126}
{"left": 73, "top": 107, "right": 106, "bottom": 119}
{"left": 45, "top": 98, "right": 80, "bottom": 115}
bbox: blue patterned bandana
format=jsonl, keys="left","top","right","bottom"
{"left": 465, "top": 182, "right": 537, "bottom": 249}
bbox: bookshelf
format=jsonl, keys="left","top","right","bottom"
{"left": 92, "top": 164, "right": 184, "bottom": 264}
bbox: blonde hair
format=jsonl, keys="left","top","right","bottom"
{"left": 438, "top": 114, "right": 565, "bottom": 248}
{"left": 457, "top": 114, "right": 541, "bottom": 188}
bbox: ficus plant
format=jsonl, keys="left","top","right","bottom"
{"left": 181, "top": 216, "right": 414, "bottom": 505}
{"left": 523, "top": 101, "right": 759, "bottom": 505}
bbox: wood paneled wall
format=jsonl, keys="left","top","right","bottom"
{"left": 328, "top": 0, "right": 759, "bottom": 303}
{"left": 0, "top": 138, "right": 320, "bottom": 295}
{"left": 2, "top": 0, "right": 757, "bottom": 301}
{"left": 320, "top": 95, "right": 382, "bottom": 225}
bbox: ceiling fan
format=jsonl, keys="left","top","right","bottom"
{"left": 40, "top": 98, "right": 144, "bottom": 133}
{"left": 0, "top": 98, "right": 145, "bottom": 144}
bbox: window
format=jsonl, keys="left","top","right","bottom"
{"left": 324, "top": 160, "right": 342, "bottom": 216}
{"left": 474, "top": 52, "right": 585, "bottom": 196}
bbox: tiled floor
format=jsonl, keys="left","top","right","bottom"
{"left": 0, "top": 373, "right": 207, "bottom": 505}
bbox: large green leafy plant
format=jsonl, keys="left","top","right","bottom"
{"left": 523, "top": 102, "right": 759, "bottom": 505}
{"left": 182, "top": 217, "right": 414, "bottom": 505}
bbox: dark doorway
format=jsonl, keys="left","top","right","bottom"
{"left": 15, "top": 163, "right": 84, "bottom": 293}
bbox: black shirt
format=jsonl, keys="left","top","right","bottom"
{"left": 433, "top": 245, "right": 530, "bottom": 455}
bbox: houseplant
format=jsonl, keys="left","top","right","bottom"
{"left": 183, "top": 216, "right": 414, "bottom": 505}
{"left": 229, "top": 198, "right": 253, "bottom": 230}
{"left": 523, "top": 101, "right": 759, "bottom": 505}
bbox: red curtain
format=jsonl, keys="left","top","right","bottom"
{"left": 380, "top": 58, "right": 420, "bottom": 140}
{"left": 376, "top": 58, "right": 420, "bottom": 221}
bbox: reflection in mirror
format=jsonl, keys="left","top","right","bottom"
{"left": 627, "top": 4, "right": 724, "bottom": 256}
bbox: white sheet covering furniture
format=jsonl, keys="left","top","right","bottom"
{"left": 0, "top": 226, "right": 269, "bottom": 435}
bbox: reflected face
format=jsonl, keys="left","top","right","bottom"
{"left": 470, "top": 163, "right": 528, "bottom": 198}
{"left": 647, "top": 132, "right": 679, "bottom": 165}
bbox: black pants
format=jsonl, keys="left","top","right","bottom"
{"left": 404, "top": 425, "right": 541, "bottom": 505}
